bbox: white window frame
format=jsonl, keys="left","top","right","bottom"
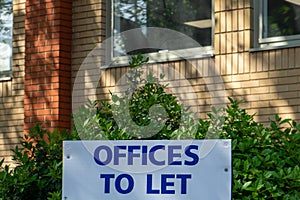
{"left": 253, "top": 0, "right": 300, "bottom": 51}
{"left": 0, "top": 0, "right": 13, "bottom": 81}
{"left": 106, "top": 0, "right": 214, "bottom": 67}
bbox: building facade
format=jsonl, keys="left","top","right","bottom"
{"left": 1, "top": 0, "right": 300, "bottom": 164}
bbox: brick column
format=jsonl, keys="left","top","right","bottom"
{"left": 214, "top": 0, "right": 253, "bottom": 74}
{"left": 24, "top": 0, "right": 72, "bottom": 133}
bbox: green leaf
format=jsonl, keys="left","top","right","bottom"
{"left": 243, "top": 160, "right": 250, "bottom": 171}
{"left": 242, "top": 181, "right": 252, "bottom": 190}
{"left": 279, "top": 118, "right": 291, "bottom": 125}
{"left": 111, "top": 94, "right": 119, "bottom": 103}
{"left": 264, "top": 171, "right": 274, "bottom": 179}
{"left": 275, "top": 113, "right": 281, "bottom": 122}
{"left": 270, "top": 121, "right": 277, "bottom": 130}
{"left": 261, "top": 149, "right": 272, "bottom": 156}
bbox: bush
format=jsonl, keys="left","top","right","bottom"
{"left": 1, "top": 100, "right": 299, "bottom": 199}
{"left": 0, "top": 125, "right": 79, "bottom": 200}
{"left": 1, "top": 55, "right": 299, "bottom": 199}
{"left": 73, "top": 55, "right": 300, "bottom": 198}
{"left": 73, "top": 54, "right": 184, "bottom": 140}
{"left": 74, "top": 96, "right": 300, "bottom": 199}
{"left": 198, "top": 97, "right": 300, "bottom": 199}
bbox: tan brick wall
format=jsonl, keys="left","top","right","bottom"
{"left": 0, "top": 0, "right": 25, "bottom": 165}
{"left": 72, "top": 0, "right": 106, "bottom": 84}
{"left": 72, "top": 0, "right": 107, "bottom": 111}
{"left": 72, "top": 0, "right": 300, "bottom": 129}
{"left": 215, "top": 0, "right": 300, "bottom": 124}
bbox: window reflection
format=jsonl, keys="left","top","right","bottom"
{"left": 0, "top": 0, "right": 13, "bottom": 72}
{"left": 113, "top": 0, "right": 212, "bottom": 56}
{"left": 264, "top": 0, "right": 300, "bottom": 38}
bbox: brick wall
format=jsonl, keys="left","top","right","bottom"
{"left": 72, "top": 0, "right": 106, "bottom": 110}
{"left": 214, "top": 0, "right": 300, "bottom": 123}
{"left": 0, "top": 0, "right": 25, "bottom": 165}
{"left": 24, "top": 0, "right": 72, "bottom": 133}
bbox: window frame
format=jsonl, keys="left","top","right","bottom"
{"left": 106, "top": 0, "right": 214, "bottom": 67}
{"left": 0, "top": 0, "right": 13, "bottom": 81}
{"left": 0, "top": 70, "right": 12, "bottom": 81}
{"left": 253, "top": 0, "right": 300, "bottom": 50}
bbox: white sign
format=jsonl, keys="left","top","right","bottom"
{"left": 63, "top": 140, "right": 231, "bottom": 200}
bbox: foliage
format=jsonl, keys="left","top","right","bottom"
{"left": 1, "top": 55, "right": 299, "bottom": 199}
{"left": 0, "top": 125, "right": 79, "bottom": 200}
{"left": 73, "top": 54, "right": 184, "bottom": 140}
{"left": 73, "top": 99, "right": 130, "bottom": 140}
{"left": 75, "top": 94, "right": 300, "bottom": 199}
{"left": 74, "top": 55, "right": 300, "bottom": 198}
{"left": 197, "top": 97, "right": 300, "bottom": 199}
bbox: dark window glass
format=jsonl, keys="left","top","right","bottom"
{"left": 113, "top": 0, "right": 212, "bottom": 56}
{"left": 263, "top": 0, "right": 300, "bottom": 38}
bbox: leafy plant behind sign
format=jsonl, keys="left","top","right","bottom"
{"left": 198, "top": 97, "right": 300, "bottom": 199}
{"left": 0, "top": 56, "right": 299, "bottom": 199}
{"left": 74, "top": 54, "right": 185, "bottom": 140}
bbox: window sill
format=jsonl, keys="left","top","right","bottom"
{"left": 0, "top": 72, "right": 12, "bottom": 81}
{"left": 103, "top": 47, "right": 214, "bottom": 69}
{"left": 250, "top": 41, "right": 300, "bottom": 52}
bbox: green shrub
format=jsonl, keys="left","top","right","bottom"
{"left": 73, "top": 55, "right": 300, "bottom": 198}
{"left": 2, "top": 100, "right": 299, "bottom": 199}
{"left": 73, "top": 54, "right": 184, "bottom": 140}
{"left": 74, "top": 96, "right": 300, "bottom": 199}
{"left": 198, "top": 97, "right": 300, "bottom": 199}
{"left": 74, "top": 55, "right": 300, "bottom": 198}
{"left": 0, "top": 125, "right": 79, "bottom": 200}
{"left": 1, "top": 55, "right": 299, "bottom": 199}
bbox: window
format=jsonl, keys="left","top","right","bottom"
{"left": 110, "top": 0, "right": 213, "bottom": 64}
{"left": 0, "top": 0, "right": 13, "bottom": 79}
{"left": 255, "top": 0, "right": 300, "bottom": 49}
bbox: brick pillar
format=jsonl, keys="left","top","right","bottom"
{"left": 24, "top": 1, "right": 72, "bottom": 133}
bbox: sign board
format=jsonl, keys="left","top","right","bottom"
{"left": 63, "top": 140, "right": 231, "bottom": 200}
